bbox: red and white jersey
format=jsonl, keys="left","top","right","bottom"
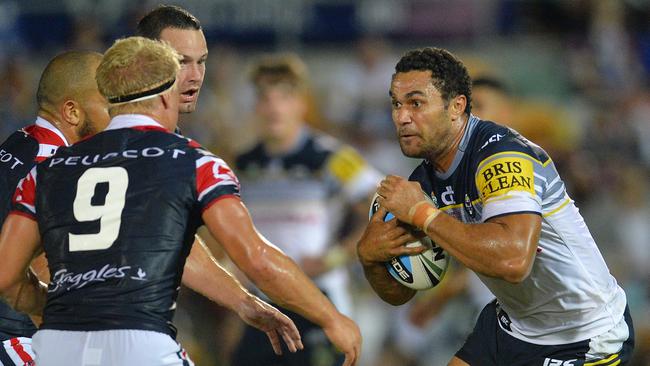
{"left": 12, "top": 114, "right": 239, "bottom": 338}
{"left": 28, "top": 117, "right": 69, "bottom": 162}
{"left": 0, "top": 117, "right": 68, "bottom": 340}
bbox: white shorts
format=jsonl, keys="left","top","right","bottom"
{"left": 32, "top": 329, "right": 193, "bottom": 366}
{"left": 0, "top": 337, "right": 35, "bottom": 366}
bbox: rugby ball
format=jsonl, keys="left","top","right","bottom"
{"left": 368, "top": 193, "right": 448, "bottom": 290}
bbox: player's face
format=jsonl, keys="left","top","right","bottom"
{"left": 78, "top": 89, "right": 110, "bottom": 139}
{"left": 390, "top": 70, "right": 454, "bottom": 160}
{"left": 255, "top": 85, "right": 305, "bottom": 141}
{"left": 159, "top": 27, "right": 207, "bottom": 114}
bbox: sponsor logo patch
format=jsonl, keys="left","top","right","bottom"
{"left": 476, "top": 156, "right": 534, "bottom": 199}
{"left": 49, "top": 264, "right": 148, "bottom": 292}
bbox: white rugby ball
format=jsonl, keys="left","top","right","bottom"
{"left": 369, "top": 193, "right": 449, "bottom": 290}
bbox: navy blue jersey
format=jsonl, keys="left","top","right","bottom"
{"left": 234, "top": 127, "right": 381, "bottom": 315}
{"left": 409, "top": 116, "right": 627, "bottom": 344}
{"left": 0, "top": 119, "right": 67, "bottom": 340}
{"left": 410, "top": 116, "right": 549, "bottom": 224}
{"left": 12, "top": 115, "right": 239, "bottom": 338}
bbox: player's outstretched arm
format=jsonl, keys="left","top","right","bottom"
{"left": 202, "top": 197, "right": 362, "bottom": 366}
{"left": 181, "top": 235, "right": 302, "bottom": 355}
{"left": 0, "top": 214, "right": 47, "bottom": 316}
{"left": 357, "top": 205, "right": 420, "bottom": 305}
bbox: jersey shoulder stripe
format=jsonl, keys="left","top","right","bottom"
{"left": 12, "top": 166, "right": 38, "bottom": 219}
{"left": 192, "top": 144, "right": 240, "bottom": 211}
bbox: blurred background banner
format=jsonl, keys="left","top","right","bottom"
{"left": 1, "top": 1, "right": 648, "bottom": 365}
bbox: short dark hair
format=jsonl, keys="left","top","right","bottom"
{"left": 395, "top": 47, "right": 472, "bottom": 115}
{"left": 136, "top": 5, "right": 201, "bottom": 40}
{"left": 37, "top": 51, "right": 103, "bottom": 109}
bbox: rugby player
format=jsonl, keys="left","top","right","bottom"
{"left": 136, "top": 6, "right": 306, "bottom": 355}
{"left": 358, "top": 47, "right": 634, "bottom": 365}
{"left": 0, "top": 51, "right": 108, "bottom": 366}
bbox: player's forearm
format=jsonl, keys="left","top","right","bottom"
{"left": 203, "top": 198, "right": 342, "bottom": 328}
{"left": 423, "top": 213, "right": 537, "bottom": 283}
{"left": 3, "top": 269, "right": 47, "bottom": 317}
{"left": 0, "top": 215, "right": 45, "bottom": 315}
{"left": 245, "top": 243, "right": 340, "bottom": 327}
{"left": 380, "top": 177, "right": 537, "bottom": 283}
{"left": 362, "top": 262, "right": 415, "bottom": 305}
{"left": 181, "top": 236, "right": 251, "bottom": 311}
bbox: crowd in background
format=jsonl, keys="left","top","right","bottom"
{"left": 0, "top": 1, "right": 648, "bottom": 365}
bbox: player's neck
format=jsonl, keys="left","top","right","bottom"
{"left": 430, "top": 115, "right": 467, "bottom": 173}
{"left": 137, "top": 111, "right": 177, "bottom": 132}
{"left": 37, "top": 111, "right": 79, "bottom": 144}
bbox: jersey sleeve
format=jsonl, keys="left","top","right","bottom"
{"left": 195, "top": 151, "right": 241, "bottom": 212}
{"left": 12, "top": 166, "right": 38, "bottom": 220}
{"left": 326, "top": 145, "right": 382, "bottom": 201}
{"left": 475, "top": 146, "right": 544, "bottom": 222}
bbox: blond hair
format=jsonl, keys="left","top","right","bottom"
{"left": 96, "top": 36, "right": 180, "bottom": 115}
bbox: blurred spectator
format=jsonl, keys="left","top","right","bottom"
{"left": 471, "top": 75, "right": 579, "bottom": 163}
{"left": 324, "top": 35, "right": 396, "bottom": 139}
{"left": 0, "top": 56, "right": 34, "bottom": 138}
{"left": 625, "top": 91, "right": 650, "bottom": 168}
{"left": 68, "top": 18, "right": 105, "bottom": 51}
{"left": 231, "top": 53, "right": 381, "bottom": 366}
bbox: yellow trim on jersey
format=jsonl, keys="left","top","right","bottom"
{"left": 584, "top": 353, "right": 619, "bottom": 366}
{"left": 542, "top": 198, "right": 571, "bottom": 217}
{"left": 438, "top": 197, "right": 482, "bottom": 211}
{"left": 327, "top": 146, "right": 367, "bottom": 183}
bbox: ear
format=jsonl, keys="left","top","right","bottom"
{"left": 449, "top": 94, "right": 467, "bottom": 120}
{"left": 60, "top": 99, "right": 82, "bottom": 127}
{"left": 160, "top": 93, "right": 170, "bottom": 110}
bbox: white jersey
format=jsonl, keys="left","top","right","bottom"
{"left": 410, "top": 116, "right": 627, "bottom": 344}
{"left": 236, "top": 127, "right": 382, "bottom": 315}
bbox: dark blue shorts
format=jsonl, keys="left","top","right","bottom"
{"left": 456, "top": 300, "right": 635, "bottom": 366}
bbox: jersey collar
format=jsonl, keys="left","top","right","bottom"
{"left": 34, "top": 117, "right": 70, "bottom": 146}
{"left": 105, "top": 114, "right": 168, "bottom": 132}
{"left": 262, "top": 125, "right": 310, "bottom": 158}
{"left": 433, "top": 114, "right": 479, "bottom": 180}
